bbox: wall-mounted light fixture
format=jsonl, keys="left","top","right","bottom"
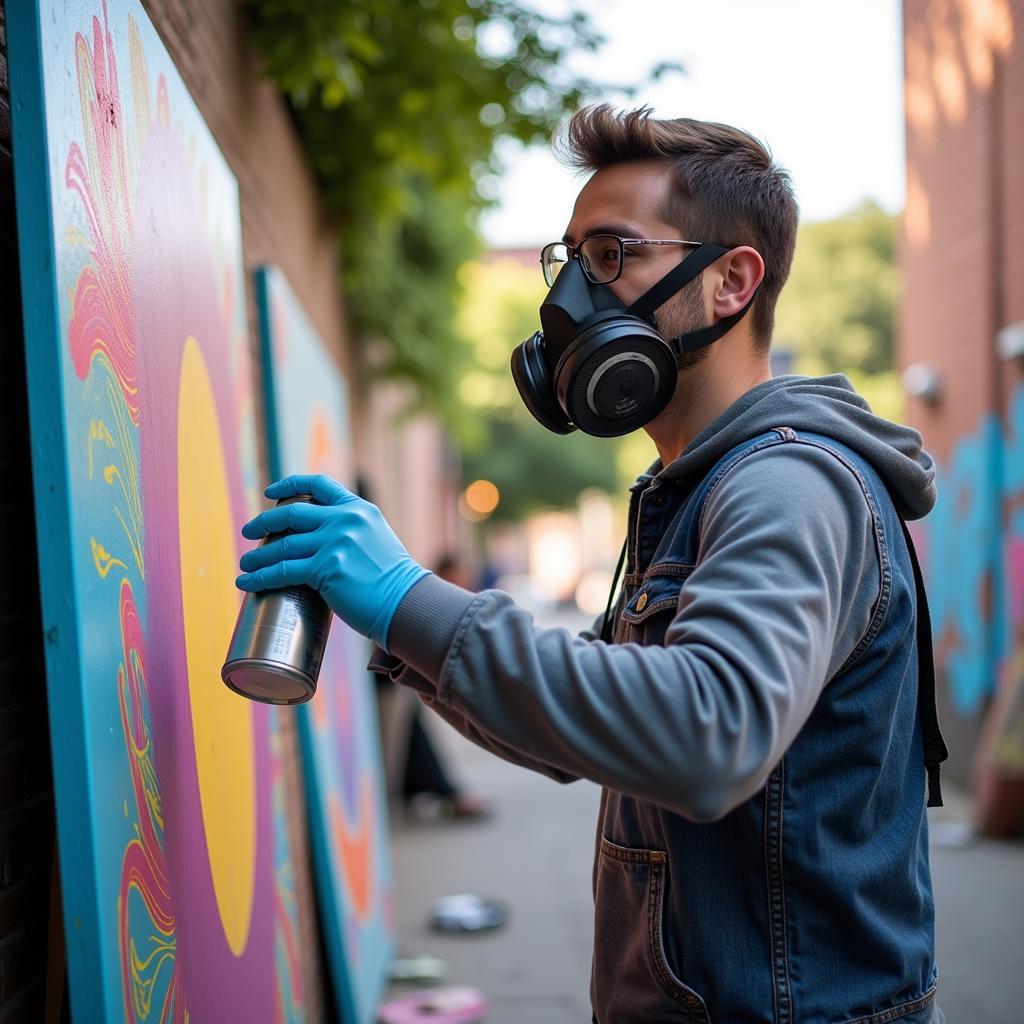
{"left": 901, "top": 363, "right": 943, "bottom": 405}
{"left": 996, "top": 321, "right": 1024, "bottom": 361}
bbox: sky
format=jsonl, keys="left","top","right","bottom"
{"left": 480, "top": 0, "right": 905, "bottom": 248}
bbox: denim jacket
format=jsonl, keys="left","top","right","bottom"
{"left": 372, "top": 376, "right": 943, "bottom": 1023}
{"left": 589, "top": 428, "right": 938, "bottom": 1023}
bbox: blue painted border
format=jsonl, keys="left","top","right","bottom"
{"left": 7, "top": 1, "right": 110, "bottom": 1017}
{"left": 254, "top": 264, "right": 393, "bottom": 1023}
{"left": 255, "top": 266, "right": 284, "bottom": 482}
{"left": 295, "top": 694, "right": 365, "bottom": 1022}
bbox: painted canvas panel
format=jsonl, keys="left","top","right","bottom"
{"left": 256, "top": 265, "right": 396, "bottom": 1023}
{"left": 10, "top": 2, "right": 305, "bottom": 1020}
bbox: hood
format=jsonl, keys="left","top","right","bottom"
{"left": 644, "top": 374, "right": 936, "bottom": 521}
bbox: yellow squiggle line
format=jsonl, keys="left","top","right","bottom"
{"left": 127, "top": 930, "right": 175, "bottom": 1018}
{"left": 128, "top": 652, "right": 163, "bottom": 834}
{"left": 84, "top": 364, "right": 144, "bottom": 581}
{"left": 83, "top": 343, "right": 140, "bottom": 404}
{"left": 91, "top": 537, "right": 128, "bottom": 578}
{"left": 88, "top": 419, "right": 115, "bottom": 480}
{"left": 84, "top": 360, "right": 144, "bottom": 582}
{"left": 115, "top": 508, "right": 144, "bottom": 580}
{"left": 105, "top": 370, "right": 142, "bottom": 520}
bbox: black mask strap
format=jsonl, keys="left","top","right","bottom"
{"left": 628, "top": 242, "right": 760, "bottom": 363}
{"left": 668, "top": 290, "right": 759, "bottom": 358}
{"left": 627, "top": 243, "right": 730, "bottom": 320}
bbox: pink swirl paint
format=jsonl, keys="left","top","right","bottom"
{"left": 117, "top": 578, "right": 186, "bottom": 1022}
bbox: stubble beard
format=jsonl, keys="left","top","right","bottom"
{"left": 653, "top": 277, "right": 710, "bottom": 370}
{"left": 644, "top": 277, "right": 713, "bottom": 443}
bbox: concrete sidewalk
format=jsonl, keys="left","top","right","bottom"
{"left": 383, "top": 609, "right": 1024, "bottom": 1023}
{"left": 384, "top": 700, "right": 600, "bottom": 1022}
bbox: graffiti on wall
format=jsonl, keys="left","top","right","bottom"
{"left": 256, "top": 265, "right": 395, "bottom": 1024}
{"left": 920, "top": 385, "right": 1024, "bottom": 717}
{"left": 11, "top": 1, "right": 304, "bottom": 1020}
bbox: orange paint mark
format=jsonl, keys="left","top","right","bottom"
{"left": 329, "top": 778, "right": 375, "bottom": 923}
{"left": 308, "top": 409, "right": 335, "bottom": 476}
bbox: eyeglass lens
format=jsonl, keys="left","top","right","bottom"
{"left": 541, "top": 235, "right": 625, "bottom": 287}
{"left": 578, "top": 235, "right": 622, "bottom": 284}
{"left": 541, "top": 243, "right": 569, "bottom": 286}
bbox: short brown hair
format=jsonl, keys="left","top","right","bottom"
{"left": 558, "top": 105, "right": 798, "bottom": 345}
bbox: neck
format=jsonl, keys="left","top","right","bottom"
{"left": 644, "top": 346, "right": 772, "bottom": 469}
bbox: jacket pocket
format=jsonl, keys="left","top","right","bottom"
{"left": 620, "top": 570, "right": 690, "bottom": 647}
{"left": 591, "top": 836, "right": 710, "bottom": 1023}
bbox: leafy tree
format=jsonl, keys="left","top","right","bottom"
{"left": 774, "top": 199, "right": 902, "bottom": 420}
{"left": 455, "top": 256, "right": 620, "bottom": 519}
{"left": 775, "top": 203, "right": 898, "bottom": 367}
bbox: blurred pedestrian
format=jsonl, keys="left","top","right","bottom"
{"left": 397, "top": 552, "right": 492, "bottom": 822}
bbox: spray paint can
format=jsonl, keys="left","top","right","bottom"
{"left": 221, "top": 495, "right": 332, "bottom": 704}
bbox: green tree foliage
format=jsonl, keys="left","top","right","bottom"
{"left": 243, "top": 1, "right": 676, "bottom": 434}
{"left": 244, "top": 0, "right": 605, "bottom": 218}
{"left": 775, "top": 200, "right": 897, "bottom": 374}
{"left": 774, "top": 199, "right": 903, "bottom": 420}
{"left": 455, "top": 257, "right": 621, "bottom": 520}
{"left": 345, "top": 180, "right": 480, "bottom": 430}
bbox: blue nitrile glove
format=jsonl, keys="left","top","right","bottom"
{"left": 235, "top": 474, "right": 431, "bottom": 651}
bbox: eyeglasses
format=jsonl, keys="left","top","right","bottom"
{"left": 540, "top": 234, "right": 703, "bottom": 287}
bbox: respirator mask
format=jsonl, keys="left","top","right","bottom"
{"left": 511, "top": 241, "right": 758, "bottom": 437}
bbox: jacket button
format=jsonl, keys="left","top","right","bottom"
{"left": 636, "top": 593, "right": 649, "bottom": 611}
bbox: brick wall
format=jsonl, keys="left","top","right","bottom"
{"left": 0, "top": 2, "right": 59, "bottom": 1019}
{"left": 901, "top": 0, "right": 1023, "bottom": 782}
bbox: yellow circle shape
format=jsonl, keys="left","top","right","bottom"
{"left": 177, "top": 336, "right": 256, "bottom": 957}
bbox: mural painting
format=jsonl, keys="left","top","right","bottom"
{"left": 918, "top": 384, "right": 1024, "bottom": 779}
{"left": 10, "top": 1, "right": 304, "bottom": 1019}
{"left": 256, "top": 265, "right": 396, "bottom": 1024}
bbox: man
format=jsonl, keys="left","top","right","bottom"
{"left": 237, "top": 106, "right": 945, "bottom": 1023}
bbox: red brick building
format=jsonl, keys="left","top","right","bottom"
{"left": 901, "top": 0, "right": 1023, "bottom": 783}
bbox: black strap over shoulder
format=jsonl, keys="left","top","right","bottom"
{"left": 897, "top": 515, "right": 949, "bottom": 807}
{"left": 600, "top": 537, "right": 628, "bottom": 644}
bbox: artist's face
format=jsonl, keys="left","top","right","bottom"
{"left": 563, "top": 161, "right": 711, "bottom": 360}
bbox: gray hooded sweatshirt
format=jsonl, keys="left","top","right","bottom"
{"left": 368, "top": 374, "right": 936, "bottom": 822}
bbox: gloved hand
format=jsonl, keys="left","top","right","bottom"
{"left": 235, "top": 474, "right": 431, "bottom": 651}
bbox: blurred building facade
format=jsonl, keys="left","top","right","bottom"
{"left": 900, "top": 0, "right": 1023, "bottom": 784}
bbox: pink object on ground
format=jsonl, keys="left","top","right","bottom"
{"left": 377, "top": 984, "right": 489, "bottom": 1024}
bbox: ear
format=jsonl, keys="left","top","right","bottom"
{"left": 712, "top": 246, "right": 764, "bottom": 318}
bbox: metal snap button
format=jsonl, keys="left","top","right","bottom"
{"left": 636, "top": 592, "right": 649, "bottom": 611}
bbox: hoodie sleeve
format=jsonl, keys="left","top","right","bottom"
{"left": 364, "top": 610, "right": 609, "bottom": 784}
{"left": 379, "top": 445, "right": 879, "bottom": 821}
{"left": 368, "top": 644, "right": 581, "bottom": 783}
